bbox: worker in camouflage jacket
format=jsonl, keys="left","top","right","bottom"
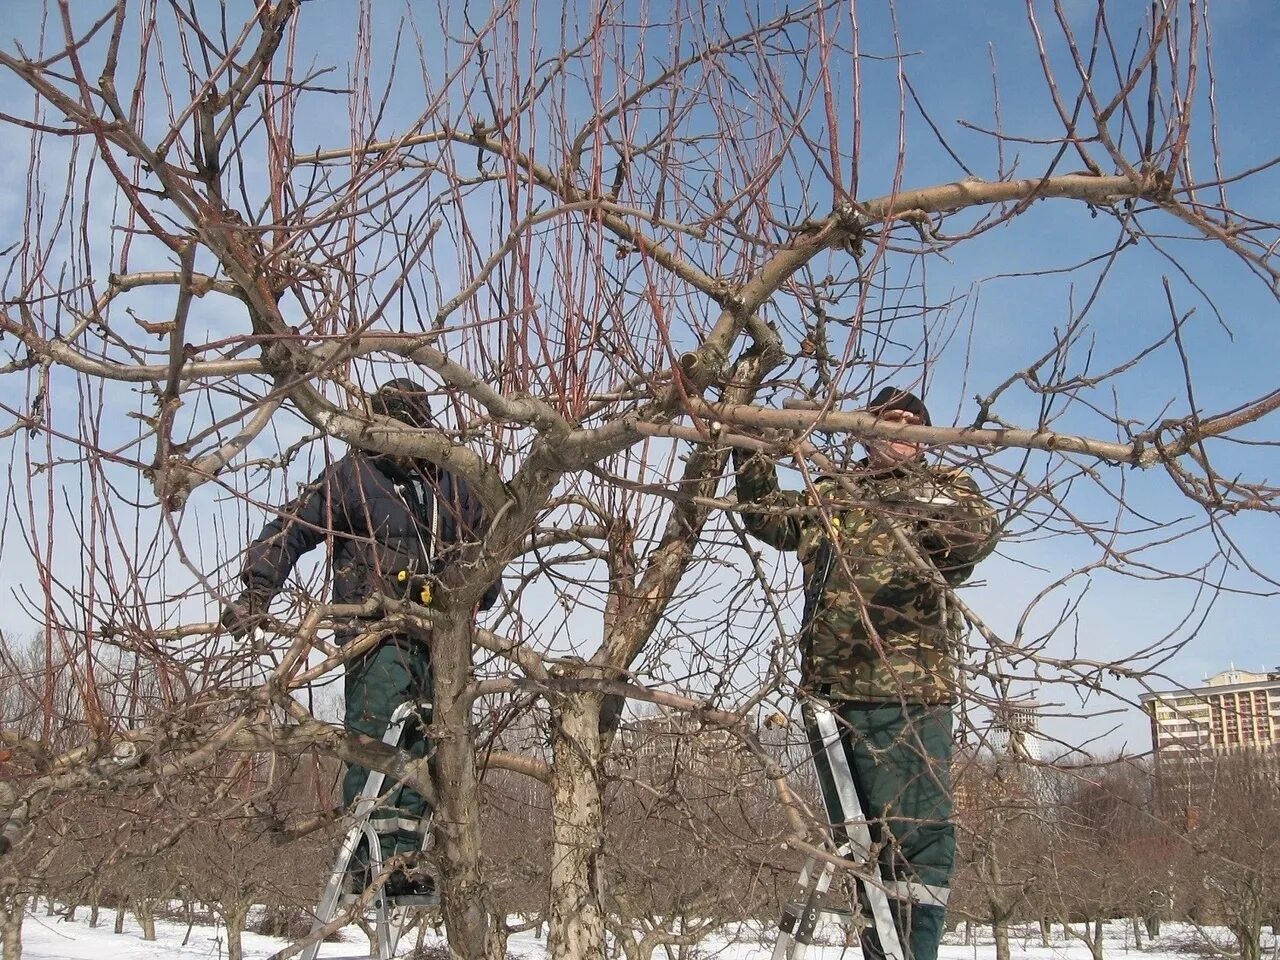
{"left": 221, "top": 378, "right": 500, "bottom": 903}
{"left": 734, "top": 386, "right": 999, "bottom": 960}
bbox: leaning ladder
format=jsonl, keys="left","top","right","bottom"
{"left": 773, "top": 702, "right": 906, "bottom": 960}
{"left": 301, "top": 700, "right": 434, "bottom": 960}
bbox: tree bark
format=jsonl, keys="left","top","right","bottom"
{"left": 223, "top": 902, "right": 248, "bottom": 960}
{"left": 993, "top": 919, "right": 1011, "bottom": 960}
{"left": 1232, "top": 919, "right": 1262, "bottom": 960}
{"left": 985, "top": 852, "right": 1010, "bottom": 960}
{"left": 430, "top": 616, "right": 499, "bottom": 960}
{"left": 488, "top": 921, "right": 511, "bottom": 960}
{"left": 547, "top": 695, "right": 606, "bottom": 960}
{"left": 0, "top": 890, "right": 25, "bottom": 960}
{"left": 136, "top": 898, "right": 156, "bottom": 941}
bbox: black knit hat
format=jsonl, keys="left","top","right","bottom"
{"left": 867, "top": 386, "right": 931, "bottom": 426}
{"left": 371, "top": 378, "right": 433, "bottom": 429}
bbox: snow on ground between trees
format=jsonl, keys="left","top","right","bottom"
{"left": 17, "top": 904, "right": 1270, "bottom": 960}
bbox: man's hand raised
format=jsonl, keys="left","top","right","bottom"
{"left": 220, "top": 593, "right": 268, "bottom": 640}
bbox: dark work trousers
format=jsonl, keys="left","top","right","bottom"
{"left": 804, "top": 700, "right": 955, "bottom": 960}
{"left": 343, "top": 635, "right": 433, "bottom": 864}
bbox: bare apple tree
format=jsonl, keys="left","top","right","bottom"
{"left": 1, "top": 1, "right": 1278, "bottom": 958}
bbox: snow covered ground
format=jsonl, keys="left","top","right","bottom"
{"left": 16, "top": 904, "right": 1263, "bottom": 960}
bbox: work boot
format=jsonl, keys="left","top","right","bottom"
{"left": 385, "top": 868, "right": 438, "bottom": 907}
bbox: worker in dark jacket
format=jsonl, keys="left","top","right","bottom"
{"left": 734, "top": 387, "right": 999, "bottom": 960}
{"left": 221, "top": 378, "right": 499, "bottom": 899}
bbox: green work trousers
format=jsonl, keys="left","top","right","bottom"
{"left": 806, "top": 700, "right": 954, "bottom": 960}
{"left": 343, "top": 636, "right": 433, "bottom": 864}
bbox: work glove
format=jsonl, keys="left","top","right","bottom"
{"left": 220, "top": 592, "right": 269, "bottom": 640}
{"left": 394, "top": 569, "right": 434, "bottom": 606}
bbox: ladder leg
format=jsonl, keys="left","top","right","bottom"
{"left": 774, "top": 855, "right": 839, "bottom": 960}
{"left": 299, "top": 700, "right": 430, "bottom": 960}
{"left": 300, "top": 819, "right": 364, "bottom": 960}
{"left": 811, "top": 703, "right": 906, "bottom": 960}
{"left": 368, "top": 828, "right": 395, "bottom": 960}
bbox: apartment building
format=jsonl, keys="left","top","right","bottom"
{"left": 1140, "top": 668, "right": 1280, "bottom": 757}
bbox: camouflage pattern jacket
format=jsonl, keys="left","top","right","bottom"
{"left": 734, "top": 449, "right": 999, "bottom": 703}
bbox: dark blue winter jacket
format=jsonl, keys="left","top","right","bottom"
{"left": 238, "top": 451, "right": 500, "bottom": 640}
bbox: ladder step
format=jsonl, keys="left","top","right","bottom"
{"left": 337, "top": 893, "right": 439, "bottom": 909}
{"left": 786, "top": 904, "right": 855, "bottom": 923}
{"left": 387, "top": 893, "right": 439, "bottom": 908}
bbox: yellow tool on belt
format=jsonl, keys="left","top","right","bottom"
{"left": 396, "top": 569, "right": 433, "bottom": 606}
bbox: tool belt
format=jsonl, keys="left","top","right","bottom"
{"left": 395, "top": 569, "right": 434, "bottom": 607}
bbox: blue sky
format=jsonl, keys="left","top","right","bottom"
{"left": 0, "top": 1, "right": 1277, "bottom": 756}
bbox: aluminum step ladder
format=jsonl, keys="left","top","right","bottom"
{"left": 773, "top": 702, "right": 905, "bottom": 960}
{"left": 300, "top": 700, "right": 436, "bottom": 960}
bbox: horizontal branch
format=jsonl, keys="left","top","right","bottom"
{"left": 0, "top": 310, "right": 264, "bottom": 383}
{"left": 859, "top": 172, "right": 1147, "bottom": 220}
{"left": 647, "top": 400, "right": 1159, "bottom": 466}
{"left": 482, "top": 750, "right": 552, "bottom": 784}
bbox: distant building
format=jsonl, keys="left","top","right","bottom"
{"left": 952, "top": 700, "right": 1053, "bottom": 814}
{"left": 988, "top": 700, "right": 1047, "bottom": 763}
{"left": 1140, "top": 667, "right": 1280, "bottom": 758}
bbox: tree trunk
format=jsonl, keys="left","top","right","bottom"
{"left": 223, "top": 903, "right": 248, "bottom": 960}
{"left": 1039, "top": 917, "right": 1051, "bottom": 946}
{"left": 430, "top": 616, "right": 499, "bottom": 960}
{"left": 2, "top": 914, "right": 21, "bottom": 960}
{"left": 488, "top": 921, "right": 511, "bottom": 960}
{"left": 1089, "top": 918, "right": 1104, "bottom": 960}
{"left": 1131, "top": 915, "right": 1143, "bottom": 950}
{"left": 114, "top": 896, "right": 126, "bottom": 934}
{"left": 985, "top": 851, "right": 1010, "bottom": 960}
{"left": 135, "top": 899, "right": 156, "bottom": 941}
{"left": 993, "top": 918, "right": 1011, "bottom": 960}
{"left": 1232, "top": 920, "right": 1262, "bottom": 960}
{"left": 0, "top": 890, "right": 26, "bottom": 960}
{"left": 548, "top": 694, "right": 606, "bottom": 960}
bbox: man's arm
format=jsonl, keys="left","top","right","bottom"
{"left": 731, "top": 447, "right": 805, "bottom": 553}
{"left": 225, "top": 460, "right": 346, "bottom": 633}
{"left": 915, "top": 467, "right": 1000, "bottom": 583}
